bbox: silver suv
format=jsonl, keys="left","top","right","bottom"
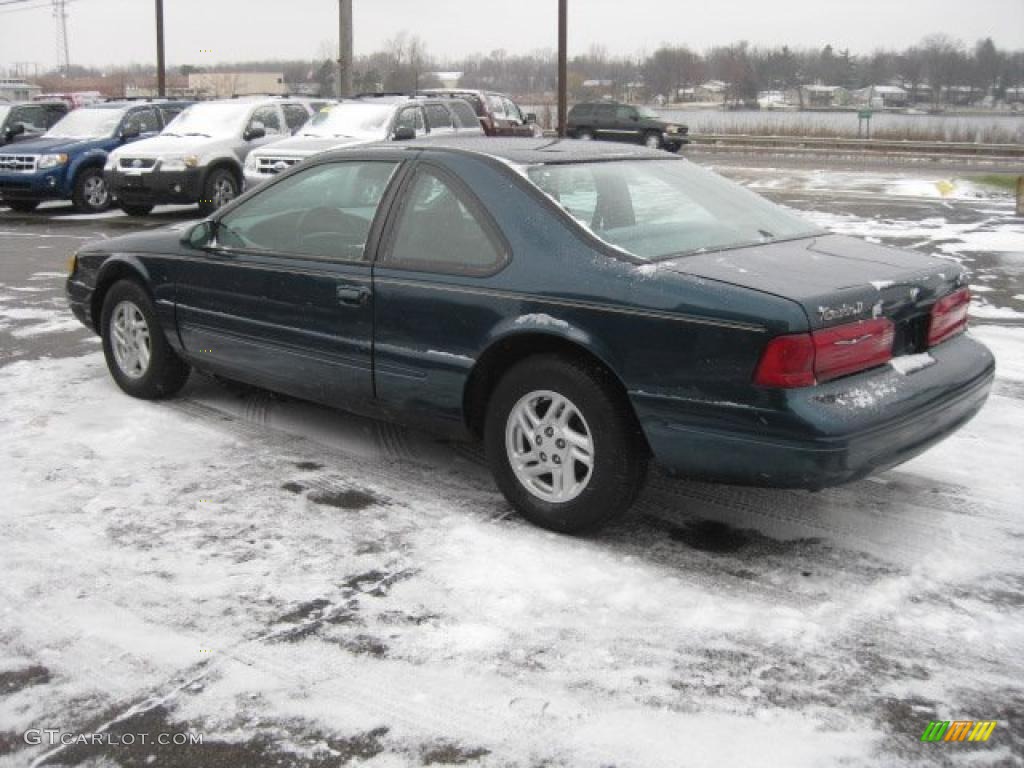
{"left": 105, "top": 96, "right": 328, "bottom": 216}
{"left": 243, "top": 95, "right": 482, "bottom": 189}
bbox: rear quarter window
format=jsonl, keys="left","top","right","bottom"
{"left": 449, "top": 101, "right": 479, "bottom": 130}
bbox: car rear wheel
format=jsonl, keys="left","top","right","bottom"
{"left": 576, "top": 129, "right": 595, "bottom": 141}
{"left": 72, "top": 167, "right": 111, "bottom": 213}
{"left": 120, "top": 203, "right": 154, "bottom": 217}
{"left": 199, "top": 168, "right": 238, "bottom": 216}
{"left": 644, "top": 131, "right": 663, "bottom": 150}
{"left": 6, "top": 200, "right": 39, "bottom": 213}
{"left": 484, "top": 355, "right": 647, "bottom": 534}
{"left": 101, "top": 279, "right": 190, "bottom": 399}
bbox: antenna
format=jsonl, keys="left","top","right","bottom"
{"left": 52, "top": 0, "right": 70, "bottom": 76}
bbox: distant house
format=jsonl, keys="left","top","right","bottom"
{"left": 799, "top": 85, "right": 849, "bottom": 108}
{"left": 944, "top": 85, "right": 979, "bottom": 106}
{"left": 909, "top": 84, "right": 933, "bottom": 103}
{"left": 757, "top": 90, "right": 790, "bottom": 109}
{"left": 0, "top": 78, "right": 42, "bottom": 102}
{"left": 853, "top": 85, "right": 908, "bottom": 109}
{"left": 1005, "top": 87, "right": 1024, "bottom": 105}
{"left": 188, "top": 72, "right": 286, "bottom": 99}
{"left": 582, "top": 79, "right": 615, "bottom": 89}
{"left": 694, "top": 81, "right": 729, "bottom": 103}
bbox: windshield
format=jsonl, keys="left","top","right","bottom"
{"left": 162, "top": 103, "right": 251, "bottom": 138}
{"left": 44, "top": 108, "right": 125, "bottom": 139}
{"left": 299, "top": 103, "right": 393, "bottom": 139}
{"left": 526, "top": 159, "right": 824, "bottom": 261}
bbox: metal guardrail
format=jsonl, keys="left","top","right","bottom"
{"left": 688, "top": 133, "right": 1024, "bottom": 159}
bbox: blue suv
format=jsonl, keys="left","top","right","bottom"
{"left": 0, "top": 100, "right": 191, "bottom": 214}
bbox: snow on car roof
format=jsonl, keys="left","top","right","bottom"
{"left": 327, "top": 135, "right": 673, "bottom": 166}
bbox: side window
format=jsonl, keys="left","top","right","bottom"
{"left": 386, "top": 167, "right": 506, "bottom": 275}
{"left": 424, "top": 104, "right": 454, "bottom": 132}
{"left": 615, "top": 106, "right": 637, "bottom": 122}
{"left": 12, "top": 106, "right": 45, "bottom": 131}
{"left": 282, "top": 104, "right": 310, "bottom": 132}
{"left": 249, "top": 105, "right": 284, "bottom": 136}
{"left": 450, "top": 101, "right": 479, "bottom": 130}
{"left": 486, "top": 94, "right": 506, "bottom": 119}
{"left": 395, "top": 107, "right": 425, "bottom": 135}
{"left": 157, "top": 105, "right": 185, "bottom": 126}
{"left": 503, "top": 98, "right": 523, "bottom": 124}
{"left": 595, "top": 105, "right": 615, "bottom": 120}
{"left": 123, "top": 108, "right": 160, "bottom": 135}
{"left": 217, "top": 161, "right": 399, "bottom": 260}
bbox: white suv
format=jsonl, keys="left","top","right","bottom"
{"left": 105, "top": 96, "right": 328, "bottom": 216}
{"left": 243, "top": 95, "right": 482, "bottom": 189}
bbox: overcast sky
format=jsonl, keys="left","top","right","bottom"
{"left": 1, "top": 0, "right": 1022, "bottom": 71}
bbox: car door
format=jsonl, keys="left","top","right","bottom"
{"left": 424, "top": 103, "right": 456, "bottom": 136}
{"left": 174, "top": 156, "right": 404, "bottom": 407}
{"left": 593, "top": 104, "right": 616, "bottom": 140}
{"left": 615, "top": 106, "right": 641, "bottom": 143}
{"left": 501, "top": 97, "right": 532, "bottom": 137}
{"left": 372, "top": 162, "right": 511, "bottom": 430}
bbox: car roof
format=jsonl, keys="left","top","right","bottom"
{"left": 324, "top": 136, "right": 670, "bottom": 166}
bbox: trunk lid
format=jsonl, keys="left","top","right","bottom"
{"left": 659, "top": 234, "right": 968, "bottom": 355}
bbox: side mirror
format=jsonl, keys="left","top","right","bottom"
{"left": 183, "top": 220, "right": 215, "bottom": 248}
{"left": 525, "top": 113, "right": 538, "bottom": 124}
{"left": 392, "top": 126, "right": 416, "bottom": 141}
{"left": 244, "top": 122, "right": 266, "bottom": 141}
{"left": 120, "top": 125, "right": 141, "bottom": 140}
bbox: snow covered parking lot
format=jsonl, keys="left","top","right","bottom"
{"left": 1, "top": 165, "right": 1022, "bottom": 767}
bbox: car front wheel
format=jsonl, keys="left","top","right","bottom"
{"left": 72, "top": 167, "right": 111, "bottom": 213}
{"left": 484, "top": 355, "right": 647, "bottom": 534}
{"left": 576, "top": 128, "right": 595, "bottom": 141}
{"left": 101, "top": 279, "right": 190, "bottom": 399}
{"left": 199, "top": 168, "right": 238, "bottom": 216}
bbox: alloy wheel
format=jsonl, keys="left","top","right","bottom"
{"left": 505, "top": 389, "right": 594, "bottom": 503}
{"left": 110, "top": 300, "right": 151, "bottom": 380}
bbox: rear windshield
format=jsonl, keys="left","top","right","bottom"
{"left": 526, "top": 159, "right": 823, "bottom": 261}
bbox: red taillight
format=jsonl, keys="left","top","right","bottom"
{"left": 754, "top": 318, "right": 895, "bottom": 388}
{"left": 928, "top": 287, "right": 970, "bottom": 347}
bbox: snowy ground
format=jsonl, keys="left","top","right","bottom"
{"left": 1, "top": 166, "right": 1022, "bottom": 767}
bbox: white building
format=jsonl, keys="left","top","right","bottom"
{"left": 0, "top": 78, "right": 42, "bottom": 102}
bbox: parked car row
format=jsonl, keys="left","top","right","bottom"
{"left": 1, "top": 92, "right": 685, "bottom": 217}
{"left": 0, "top": 91, "right": 532, "bottom": 216}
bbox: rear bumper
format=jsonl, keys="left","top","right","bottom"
{"left": 634, "top": 333, "right": 995, "bottom": 489}
{"left": 107, "top": 167, "right": 202, "bottom": 206}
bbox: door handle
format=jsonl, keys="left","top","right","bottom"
{"left": 336, "top": 284, "right": 370, "bottom": 306}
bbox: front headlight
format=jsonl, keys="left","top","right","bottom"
{"left": 104, "top": 154, "right": 117, "bottom": 171}
{"left": 666, "top": 125, "right": 681, "bottom": 134}
{"left": 244, "top": 153, "right": 259, "bottom": 172}
{"left": 37, "top": 153, "right": 69, "bottom": 170}
{"left": 161, "top": 154, "right": 199, "bottom": 171}
{"left": 66, "top": 250, "right": 78, "bottom": 276}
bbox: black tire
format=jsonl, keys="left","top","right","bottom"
{"left": 576, "top": 128, "right": 595, "bottom": 141}
{"left": 484, "top": 355, "right": 648, "bottom": 534}
{"left": 71, "top": 167, "right": 111, "bottom": 213}
{"left": 100, "top": 279, "right": 190, "bottom": 400}
{"left": 198, "top": 167, "right": 238, "bottom": 216}
{"left": 643, "top": 131, "right": 663, "bottom": 150}
{"left": 120, "top": 203, "right": 154, "bottom": 217}
{"left": 6, "top": 200, "right": 39, "bottom": 213}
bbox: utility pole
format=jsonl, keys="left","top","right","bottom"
{"left": 338, "top": 0, "right": 353, "bottom": 98}
{"left": 52, "top": 0, "right": 70, "bottom": 77}
{"left": 557, "top": 0, "right": 567, "bottom": 137}
{"left": 155, "top": 0, "right": 166, "bottom": 97}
